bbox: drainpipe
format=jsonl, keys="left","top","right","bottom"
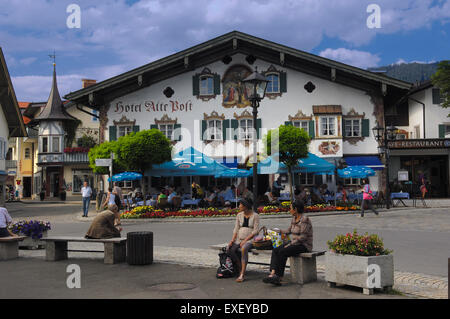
{"left": 408, "top": 97, "right": 425, "bottom": 139}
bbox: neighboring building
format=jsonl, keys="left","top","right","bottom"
{"left": 65, "top": 31, "right": 414, "bottom": 195}
{"left": 0, "top": 47, "right": 27, "bottom": 205}
{"left": 388, "top": 80, "right": 450, "bottom": 197}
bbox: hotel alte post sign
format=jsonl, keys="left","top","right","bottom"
{"left": 388, "top": 139, "right": 450, "bottom": 149}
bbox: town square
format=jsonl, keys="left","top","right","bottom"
{"left": 0, "top": 0, "right": 449, "bottom": 309}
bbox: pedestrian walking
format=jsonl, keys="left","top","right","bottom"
{"left": 360, "top": 178, "right": 378, "bottom": 217}
{"left": 113, "top": 182, "right": 123, "bottom": 211}
{"left": 81, "top": 181, "right": 92, "bottom": 217}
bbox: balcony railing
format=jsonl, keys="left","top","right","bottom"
{"left": 6, "top": 160, "right": 17, "bottom": 169}
{"left": 38, "top": 152, "right": 89, "bottom": 164}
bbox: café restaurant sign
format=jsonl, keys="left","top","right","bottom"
{"left": 113, "top": 100, "right": 193, "bottom": 114}
{"left": 388, "top": 139, "right": 450, "bottom": 149}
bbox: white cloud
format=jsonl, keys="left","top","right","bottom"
{"left": 319, "top": 48, "right": 381, "bottom": 69}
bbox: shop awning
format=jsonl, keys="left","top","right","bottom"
{"left": 344, "top": 156, "right": 384, "bottom": 170}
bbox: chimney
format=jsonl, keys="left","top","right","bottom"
{"left": 82, "top": 79, "right": 96, "bottom": 88}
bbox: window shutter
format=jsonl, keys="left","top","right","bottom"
{"left": 231, "top": 119, "right": 239, "bottom": 140}
{"left": 214, "top": 74, "right": 221, "bottom": 95}
{"left": 439, "top": 124, "right": 445, "bottom": 138}
{"left": 201, "top": 120, "right": 207, "bottom": 141}
{"left": 341, "top": 118, "right": 346, "bottom": 137}
{"left": 192, "top": 74, "right": 200, "bottom": 96}
{"left": 432, "top": 88, "right": 442, "bottom": 105}
{"left": 284, "top": 121, "right": 293, "bottom": 126}
{"left": 174, "top": 124, "right": 182, "bottom": 141}
{"left": 308, "top": 120, "right": 315, "bottom": 138}
{"left": 223, "top": 119, "right": 230, "bottom": 141}
{"left": 280, "top": 72, "right": 287, "bottom": 93}
{"left": 109, "top": 126, "right": 117, "bottom": 141}
{"left": 133, "top": 125, "right": 140, "bottom": 133}
{"left": 362, "top": 119, "right": 370, "bottom": 137}
{"left": 256, "top": 119, "right": 262, "bottom": 139}
{"left": 150, "top": 124, "right": 158, "bottom": 130}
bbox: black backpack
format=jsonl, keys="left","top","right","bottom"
{"left": 216, "top": 247, "right": 235, "bottom": 279}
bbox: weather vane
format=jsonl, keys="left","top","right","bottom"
{"left": 49, "top": 50, "right": 56, "bottom": 65}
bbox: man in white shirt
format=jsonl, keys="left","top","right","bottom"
{"left": 81, "top": 181, "right": 93, "bottom": 217}
{"left": 0, "top": 206, "right": 17, "bottom": 237}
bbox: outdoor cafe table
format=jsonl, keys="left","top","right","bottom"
{"left": 391, "top": 192, "right": 409, "bottom": 207}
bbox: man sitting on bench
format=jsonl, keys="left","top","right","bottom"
{"left": 85, "top": 204, "right": 122, "bottom": 239}
{"left": 0, "top": 205, "right": 18, "bottom": 238}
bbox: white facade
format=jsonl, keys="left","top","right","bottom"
{"left": 105, "top": 53, "right": 382, "bottom": 191}
{"left": 0, "top": 104, "right": 9, "bottom": 173}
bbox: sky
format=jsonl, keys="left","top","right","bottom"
{"left": 0, "top": 0, "right": 449, "bottom": 102}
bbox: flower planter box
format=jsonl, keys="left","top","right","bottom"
{"left": 18, "top": 231, "right": 48, "bottom": 250}
{"left": 325, "top": 252, "right": 394, "bottom": 295}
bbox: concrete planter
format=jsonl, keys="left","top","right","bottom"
{"left": 18, "top": 231, "right": 48, "bottom": 249}
{"left": 325, "top": 252, "right": 394, "bottom": 295}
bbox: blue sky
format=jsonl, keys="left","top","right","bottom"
{"left": 0, "top": 0, "right": 449, "bottom": 101}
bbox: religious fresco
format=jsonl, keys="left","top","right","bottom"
{"left": 222, "top": 65, "right": 252, "bottom": 108}
{"left": 318, "top": 141, "right": 340, "bottom": 155}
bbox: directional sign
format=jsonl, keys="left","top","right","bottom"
{"left": 95, "top": 159, "right": 112, "bottom": 167}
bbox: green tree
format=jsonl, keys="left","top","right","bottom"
{"left": 88, "top": 140, "right": 124, "bottom": 175}
{"left": 264, "top": 124, "right": 311, "bottom": 202}
{"left": 431, "top": 60, "right": 450, "bottom": 113}
{"left": 117, "top": 129, "right": 172, "bottom": 202}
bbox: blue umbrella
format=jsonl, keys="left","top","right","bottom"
{"left": 108, "top": 172, "right": 143, "bottom": 182}
{"left": 255, "top": 152, "right": 335, "bottom": 175}
{"left": 338, "top": 166, "right": 375, "bottom": 179}
{"left": 214, "top": 168, "right": 252, "bottom": 178}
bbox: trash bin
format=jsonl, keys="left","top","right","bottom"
{"left": 127, "top": 231, "right": 153, "bottom": 265}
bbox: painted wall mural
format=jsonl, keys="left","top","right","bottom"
{"left": 222, "top": 65, "right": 252, "bottom": 108}
{"left": 318, "top": 141, "right": 340, "bottom": 155}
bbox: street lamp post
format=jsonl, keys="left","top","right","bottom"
{"left": 372, "top": 122, "right": 398, "bottom": 209}
{"left": 243, "top": 68, "right": 268, "bottom": 212}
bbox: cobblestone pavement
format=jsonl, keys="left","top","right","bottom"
{"left": 19, "top": 244, "right": 448, "bottom": 299}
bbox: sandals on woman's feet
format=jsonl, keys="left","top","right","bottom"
{"left": 236, "top": 276, "right": 245, "bottom": 283}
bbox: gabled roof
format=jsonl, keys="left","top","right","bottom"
{"left": 35, "top": 64, "right": 77, "bottom": 122}
{"left": 0, "top": 47, "right": 27, "bottom": 137}
{"left": 65, "top": 31, "right": 412, "bottom": 106}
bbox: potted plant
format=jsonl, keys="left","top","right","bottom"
{"left": 325, "top": 229, "right": 394, "bottom": 295}
{"left": 9, "top": 220, "right": 51, "bottom": 249}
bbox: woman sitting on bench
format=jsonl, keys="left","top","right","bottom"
{"left": 263, "top": 200, "right": 313, "bottom": 286}
{"left": 0, "top": 205, "right": 18, "bottom": 238}
{"left": 85, "top": 204, "right": 122, "bottom": 239}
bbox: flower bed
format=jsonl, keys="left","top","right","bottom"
{"left": 120, "top": 203, "right": 360, "bottom": 219}
{"left": 9, "top": 220, "right": 51, "bottom": 239}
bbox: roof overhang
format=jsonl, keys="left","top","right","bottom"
{"left": 0, "top": 47, "right": 27, "bottom": 137}
{"left": 64, "top": 31, "right": 412, "bottom": 107}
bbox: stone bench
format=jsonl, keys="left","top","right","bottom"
{"left": 210, "top": 244, "right": 325, "bottom": 284}
{"left": 42, "top": 236, "right": 127, "bottom": 264}
{"left": 0, "top": 236, "right": 26, "bottom": 260}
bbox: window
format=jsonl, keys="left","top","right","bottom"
{"left": 344, "top": 119, "right": 361, "bottom": 137}
{"left": 344, "top": 178, "right": 361, "bottom": 185}
{"left": 24, "top": 148, "right": 31, "bottom": 159}
{"left": 293, "top": 120, "right": 309, "bottom": 132}
{"left": 266, "top": 73, "right": 279, "bottom": 93}
{"left": 118, "top": 125, "right": 132, "bottom": 137}
{"left": 207, "top": 120, "right": 223, "bottom": 140}
{"left": 42, "top": 137, "right": 48, "bottom": 153}
{"left": 446, "top": 125, "right": 450, "bottom": 138}
{"left": 320, "top": 117, "right": 336, "bottom": 136}
{"left": 92, "top": 109, "right": 98, "bottom": 122}
{"left": 72, "top": 170, "right": 94, "bottom": 193}
{"left": 300, "top": 173, "right": 314, "bottom": 185}
{"left": 200, "top": 76, "right": 214, "bottom": 96}
{"left": 52, "top": 137, "right": 60, "bottom": 153}
{"left": 159, "top": 124, "right": 174, "bottom": 140}
{"left": 239, "top": 119, "right": 254, "bottom": 140}
{"left": 396, "top": 134, "right": 407, "bottom": 140}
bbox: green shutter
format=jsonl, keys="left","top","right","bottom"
{"left": 439, "top": 124, "right": 445, "bottom": 138}
{"left": 256, "top": 119, "right": 262, "bottom": 139}
{"left": 223, "top": 119, "right": 230, "bottom": 141}
{"left": 201, "top": 120, "right": 207, "bottom": 141}
{"left": 341, "top": 118, "right": 346, "bottom": 137}
{"left": 192, "top": 74, "right": 200, "bottom": 96}
{"left": 308, "top": 120, "right": 315, "bottom": 138}
{"left": 174, "top": 124, "right": 182, "bottom": 141}
{"left": 432, "top": 88, "right": 441, "bottom": 105}
{"left": 214, "top": 74, "right": 221, "bottom": 95}
{"left": 280, "top": 72, "right": 287, "bottom": 93}
{"left": 133, "top": 125, "right": 140, "bottom": 133}
{"left": 109, "top": 126, "right": 117, "bottom": 141}
{"left": 150, "top": 124, "right": 158, "bottom": 130}
{"left": 284, "top": 121, "right": 293, "bottom": 126}
{"left": 231, "top": 119, "right": 239, "bottom": 140}
{"left": 362, "top": 119, "right": 370, "bottom": 137}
